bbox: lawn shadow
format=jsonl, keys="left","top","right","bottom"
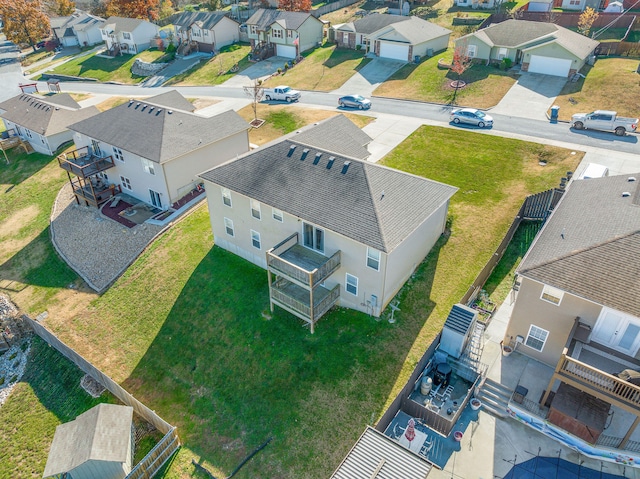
{"left": 323, "top": 47, "right": 368, "bottom": 69}
{"left": 0, "top": 149, "right": 56, "bottom": 187}
{"left": 384, "top": 62, "right": 420, "bottom": 81}
{"left": 75, "top": 53, "right": 133, "bottom": 76}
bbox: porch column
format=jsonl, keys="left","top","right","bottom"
{"left": 267, "top": 254, "right": 274, "bottom": 313}
{"left": 541, "top": 373, "right": 559, "bottom": 407}
{"left": 620, "top": 415, "right": 640, "bottom": 449}
{"left": 309, "top": 270, "right": 314, "bottom": 334}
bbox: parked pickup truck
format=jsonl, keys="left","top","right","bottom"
{"left": 571, "top": 110, "right": 638, "bottom": 136}
{"left": 264, "top": 85, "right": 301, "bottom": 103}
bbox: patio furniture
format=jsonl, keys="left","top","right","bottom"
{"left": 420, "top": 436, "right": 433, "bottom": 457}
{"left": 399, "top": 427, "right": 428, "bottom": 453}
{"left": 512, "top": 385, "right": 528, "bottom": 404}
{"left": 392, "top": 423, "right": 405, "bottom": 439}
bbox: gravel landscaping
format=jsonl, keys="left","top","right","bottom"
{"left": 50, "top": 184, "right": 164, "bottom": 292}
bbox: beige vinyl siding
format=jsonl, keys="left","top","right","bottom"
{"left": 65, "top": 458, "right": 129, "bottom": 479}
{"left": 130, "top": 21, "right": 159, "bottom": 51}
{"left": 211, "top": 17, "right": 240, "bottom": 47}
{"left": 412, "top": 34, "right": 450, "bottom": 58}
{"left": 48, "top": 130, "right": 74, "bottom": 154}
{"left": 489, "top": 46, "right": 517, "bottom": 63}
{"left": 296, "top": 16, "right": 324, "bottom": 52}
{"left": 523, "top": 43, "right": 584, "bottom": 71}
{"left": 462, "top": 37, "right": 492, "bottom": 60}
{"left": 505, "top": 276, "right": 603, "bottom": 367}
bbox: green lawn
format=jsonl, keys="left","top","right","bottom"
{"left": 49, "top": 49, "right": 174, "bottom": 83}
{"left": 374, "top": 51, "right": 517, "bottom": 108}
{"left": 262, "top": 44, "right": 371, "bottom": 92}
{"left": 167, "top": 43, "right": 252, "bottom": 86}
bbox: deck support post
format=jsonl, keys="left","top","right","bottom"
{"left": 621, "top": 415, "right": 640, "bottom": 449}
{"left": 266, "top": 259, "right": 274, "bottom": 313}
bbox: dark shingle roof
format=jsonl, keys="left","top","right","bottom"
{"left": 145, "top": 90, "right": 195, "bottom": 112}
{"left": 101, "top": 16, "right": 150, "bottom": 33}
{"left": 518, "top": 175, "right": 640, "bottom": 317}
{"left": 0, "top": 93, "right": 99, "bottom": 136}
{"left": 292, "top": 114, "right": 371, "bottom": 160}
{"left": 353, "top": 13, "right": 409, "bottom": 34}
{"left": 68, "top": 92, "right": 250, "bottom": 163}
{"left": 173, "top": 11, "right": 235, "bottom": 30}
{"left": 383, "top": 16, "right": 452, "bottom": 44}
{"left": 200, "top": 131, "right": 457, "bottom": 253}
{"left": 246, "top": 9, "right": 314, "bottom": 31}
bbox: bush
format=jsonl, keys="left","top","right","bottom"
{"left": 502, "top": 57, "right": 512, "bottom": 69}
{"left": 356, "top": 44, "right": 362, "bottom": 51}
{"left": 277, "top": 67, "right": 282, "bottom": 74}
{"left": 165, "top": 42, "right": 176, "bottom": 53}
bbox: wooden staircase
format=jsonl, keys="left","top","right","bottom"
{"left": 0, "top": 135, "right": 34, "bottom": 162}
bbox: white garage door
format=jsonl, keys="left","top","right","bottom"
{"left": 528, "top": 55, "right": 572, "bottom": 77}
{"left": 379, "top": 42, "right": 409, "bottom": 61}
{"left": 277, "top": 44, "right": 296, "bottom": 59}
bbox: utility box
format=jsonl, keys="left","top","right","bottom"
{"left": 440, "top": 303, "right": 477, "bottom": 359}
{"left": 550, "top": 105, "right": 560, "bottom": 123}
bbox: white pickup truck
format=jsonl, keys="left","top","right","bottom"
{"left": 571, "top": 110, "right": 638, "bottom": 136}
{"left": 264, "top": 85, "right": 301, "bottom": 103}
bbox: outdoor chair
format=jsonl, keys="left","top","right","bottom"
{"left": 393, "top": 423, "right": 405, "bottom": 439}
{"left": 420, "top": 437, "right": 433, "bottom": 457}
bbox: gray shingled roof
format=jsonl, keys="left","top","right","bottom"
{"left": 518, "top": 175, "right": 640, "bottom": 318}
{"left": 381, "top": 16, "right": 452, "bottom": 44}
{"left": 173, "top": 11, "right": 235, "bottom": 30}
{"left": 200, "top": 130, "right": 457, "bottom": 253}
{"left": 68, "top": 92, "right": 250, "bottom": 163}
{"left": 43, "top": 404, "right": 133, "bottom": 478}
{"left": 246, "top": 9, "right": 313, "bottom": 31}
{"left": 352, "top": 13, "right": 409, "bottom": 34}
{"left": 145, "top": 89, "right": 195, "bottom": 112}
{"left": 330, "top": 427, "right": 431, "bottom": 479}
{"left": 43, "top": 93, "right": 81, "bottom": 109}
{"left": 0, "top": 93, "right": 99, "bottom": 136}
{"left": 101, "top": 16, "right": 149, "bottom": 33}
{"left": 292, "top": 114, "right": 371, "bottom": 160}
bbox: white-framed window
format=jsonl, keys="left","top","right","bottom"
{"left": 272, "top": 208, "right": 283, "bottom": 222}
{"left": 367, "top": 248, "right": 380, "bottom": 271}
{"left": 525, "top": 325, "right": 549, "bottom": 352}
{"left": 204, "top": 29, "right": 209, "bottom": 36}
{"left": 251, "top": 199, "right": 261, "bottom": 220}
{"left": 113, "top": 147, "right": 124, "bottom": 162}
{"left": 287, "top": 30, "right": 293, "bottom": 38}
{"left": 345, "top": 273, "right": 358, "bottom": 296}
{"left": 25, "top": 129, "right": 32, "bottom": 139}
{"left": 123, "top": 32, "right": 131, "bottom": 40}
{"left": 467, "top": 45, "right": 477, "bottom": 58}
{"left": 222, "top": 188, "right": 232, "bottom": 207}
{"left": 251, "top": 230, "right": 261, "bottom": 249}
{"left": 272, "top": 29, "right": 283, "bottom": 39}
{"left": 498, "top": 47, "right": 507, "bottom": 60}
{"left": 250, "top": 25, "right": 257, "bottom": 35}
{"left": 343, "top": 32, "right": 349, "bottom": 43}
{"left": 141, "top": 158, "right": 155, "bottom": 175}
{"left": 120, "top": 175, "right": 132, "bottom": 190}
{"left": 303, "top": 222, "right": 324, "bottom": 253}
{"left": 541, "top": 285, "right": 563, "bottom": 305}
{"left": 224, "top": 217, "right": 234, "bottom": 236}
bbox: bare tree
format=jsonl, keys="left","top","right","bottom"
{"left": 243, "top": 79, "right": 265, "bottom": 123}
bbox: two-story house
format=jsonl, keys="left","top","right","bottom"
{"left": 0, "top": 93, "right": 99, "bottom": 155}
{"left": 51, "top": 10, "right": 105, "bottom": 47}
{"left": 62, "top": 90, "right": 250, "bottom": 210}
{"left": 246, "top": 9, "right": 324, "bottom": 59}
{"left": 199, "top": 115, "right": 457, "bottom": 332}
{"left": 173, "top": 11, "right": 240, "bottom": 53}
{"left": 100, "top": 16, "right": 159, "bottom": 56}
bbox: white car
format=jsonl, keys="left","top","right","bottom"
{"left": 450, "top": 108, "right": 493, "bottom": 128}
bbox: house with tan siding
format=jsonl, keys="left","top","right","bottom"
{"left": 199, "top": 115, "right": 457, "bottom": 332}
{"left": 100, "top": 16, "right": 159, "bottom": 55}
{"left": 173, "top": 11, "right": 240, "bottom": 53}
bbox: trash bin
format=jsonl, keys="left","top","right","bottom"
{"left": 550, "top": 105, "right": 560, "bottom": 123}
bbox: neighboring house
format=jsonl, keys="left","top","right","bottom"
{"left": 173, "top": 11, "right": 240, "bottom": 52}
{"left": 0, "top": 93, "right": 99, "bottom": 155}
{"left": 51, "top": 10, "right": 105, "bottom": 47}
{"left": 334, "top": 14, "right": 451, "bottom": 61}
{"left": 63, "top": 90, "right": 250, "bottom": 209}
{"left": 557, "top": 0, "right": 600, "bottom": 11}
{"left": 246, "top": 9, "right": 324, "bottom": 58}
{"left": 43, "top": 404, "right": 134, "bottom": 479}
{"left": 526, "top": 0, "right": 553, "bottom": 12}
{"left": 100, "top": 16, "right": 159, "bottom": 55}
{"left": 199, "top": 115, "right": 457, "bottom": 332}
{"left": 504, "top": 174, "right": 640, "bottom": 447}
{"left": 456, "top": 19, "right": 599, "bottom": 77}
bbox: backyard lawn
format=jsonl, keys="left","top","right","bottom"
{"left": 167, "top": 43, "right": 252, "bottom": 86}
{"left": 551, "top": 57, "right": 640, "bottom": 121}
{"left": 0, "top": 127, "right": 578, "bottom": 479}
{"left": 261, "top": 45, "right": 371, "bottom": 92}
{"left": 48, "top": 49, "right": 173, "bottom": 83}
{"left": 374, "top": 51, "right": 517, "bottom": 108}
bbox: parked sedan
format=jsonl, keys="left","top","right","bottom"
{"left": 450, "top": 108, "right": 493, "bottom": 128}
{"left": 338, "top": 94, "right": 371, "bottom": 110}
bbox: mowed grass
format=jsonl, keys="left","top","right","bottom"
{"left": 375, "top": 51, "right": 517, "bottom": 108}
{"left": 31, "top": 128, "right": 583, "bottom": 479}
{"left": 262, "top": 44, "right": 371, "bottom": 91}
{"left": 49, "top": 49, "right": 173, "bottom": 83}
{"left": 0, "top": 336, "right": 115, "bottom": 478}
{"left": 552, "top": 58, "right": 640, "bottom": 121}
{"left": 167, "top": 43, "right": 252, "bottom": 86}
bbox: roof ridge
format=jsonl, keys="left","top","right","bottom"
{"left": 362, "top": 164, "right": 389, "bottom": 251}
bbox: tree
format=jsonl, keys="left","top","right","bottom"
{"left": 0, "top": 0, "right": 51, "bottom": 52}
{"left": 278, "top": 0, "right": 311, "bottom": 12}
{"left": 450, "top": 43, "right": 472, "bottom": 104}
{"left": 105, "top": 0, "right": 161, "bottom": 21}
{"left": 158, "top": 0, "right": 174, "bottom": 18}
{"left": 50, "top": 0, "right": 76, "bottom": 14}
{"left": 243, "top": 79, "right": 265, "bottom": 123}
{"left": 578, "top": 7, "right": 599, "bottom": 37}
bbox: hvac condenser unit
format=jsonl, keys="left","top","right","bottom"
{"left": 440, "top": 303, "right": 478, "bottom": 359}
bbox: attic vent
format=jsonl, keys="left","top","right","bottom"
{"left": 326, "top": 157, "right": 335, "bottom": 169}
{"left": 622, "top": 191, "right": 631, "bottom": 197}
{"left": 135, "top": 103, "right": 141, "bottom": 109}
{"left": 168, "top": 110, "right": 173, "bottom": 114}
{"left": 628, "top": 177, "right": 637, "bottom": 182}
{"left": 341, "top": 161, "right": 351, "bottom": 174}
{"left": 313, "top": 153, "right": 322, "bottom": 165}
{"left": 141, "top": 105, "right": 147, "bottom": 112}
{"left": 156, "top": 109, "right": 163, "bottom": 115}
{"left": 287, "top": 145, "right": 297, "bottom": 157}
{"left": 148, "top": 107, "right": 154, "bottom": 113}
{"left": 300, "top": 148, "right": 309, "bottom": 161}
{"left": 55, "top": 107, "right": 59, "bottom": 110}
{"left": 129, "top": 100, "right": 134, "bottom": 105}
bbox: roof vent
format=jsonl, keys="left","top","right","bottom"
{"left": 135, "top": 103, "right": 141, "bottom": 109}
{"left": 300, "top": 148, "right": 309, "bottom": 161}
{"left": 628, "top": 177, "right": 637, "bottom": 182}
{"left": 129, "top": 99, "right": 134, "bottom": 105}
{"left": 381, "top": 190, "right": 385, "bottom": 200}
{"left": 287, "top": 145, "right": 297, "bottom": 157}
{"left": 313, "top": 153, "right": 322, "bottom": 165}
{"left": 341, "top": 161, "right": 351, "bottom": 174}
{"left": 326, "top": 157, "right": 335, "bottom": 169}
{"left": 168, "top": 110, "right": 173, "bottom": 114}
{"left": 156, "top": 109, "right": 163, "bottom": 115}
{"left": 148, "top": 107, "right": 154, "bottom": 113}
{"left": 622, "top": 191, "right": 631, "bottom": 197}
{"left": 141, "top": 105, "right": 147, "bottom": 112}
{"left": 55, "top": 107, "right": 59, "bottom": 110}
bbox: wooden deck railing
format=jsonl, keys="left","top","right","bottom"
{"left": 126, "top": 427, "right": 180, "bottom": 479}
{"left": 58, "top": 146, "right": 115, "bottom": 178}
{"left": 270, "top": 279, "right": 340, "bottom": 322}
{"left": 311, "top": 250, "right": 341, "bottom": 287}
{"left": 313, "top": 284, "right": 340, "bottom": 319}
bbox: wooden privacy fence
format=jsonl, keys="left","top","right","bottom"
{"left": 312, "top": 0, "right": 361, "bottom": 17}
{"left": 596, "top": 41, "right": 640, "bottom": 57}
{"left": 25, "top": 317, "right": 180, "bottom": 478}
{"left": 480, "top": 12, "right": 636, "bottom": 30}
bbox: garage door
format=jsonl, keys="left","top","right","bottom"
{"left": 528, "top": 55, "right": 571, "bottom": 77}
{"left": 277, "top": 44, "right": 296, "bottom": 59}
{"left": 379, "top": 42, "right": 409, "bottom": 61}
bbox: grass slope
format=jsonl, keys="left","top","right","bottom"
{"left": 167, "top": 44, "right": 251, "bottom": 86}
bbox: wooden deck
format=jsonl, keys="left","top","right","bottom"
{"left": 58, "top": 147, "right": 115, "bottom": 178}
{"left": 279, "top": 244, "right": 328, "bottom": 272}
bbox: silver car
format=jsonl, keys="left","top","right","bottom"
{"left": 450, "top": 108, "right": 493, "bottom": 128}
{"left": 338, "top": 94, "right": 372, "bottom": 110}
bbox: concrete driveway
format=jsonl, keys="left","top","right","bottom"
{"left": 490, "top": 72, "right": 567, "bottom": 121}
{"left": 332, "top": 57, "right": 406, "bottom": 96}
{"left": 221, "top": 56, "right": 290, "bottom": 87}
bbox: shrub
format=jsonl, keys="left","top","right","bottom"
{"left": 277, "top": 67, "right": 282, "bottom": 74}
{"left": 356, "top": 44, "right": 362, "bottom": 51}
{"left": 284, "top": 63, "right": 289, "bottom": 71}
{"left": 8, "top": 353, "right": 17, "bottom": 360}
{"left": 9, "top": 375, "right": 17, "bottom": 383}
{"left": 0, "top": 377, "right": 4, "bottom": 386}
{"left": 165, "top": 42, "right": 176, "bottom": 53}
{"left": 502, "top": 57, "right": 512, "bottom": 69}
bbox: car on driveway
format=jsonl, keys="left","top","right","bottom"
{"left": 450, "top": 108, "right": 493, "bottom": 128}
{"left": 338, "top": 94, "right": 371, "bottom": 110}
